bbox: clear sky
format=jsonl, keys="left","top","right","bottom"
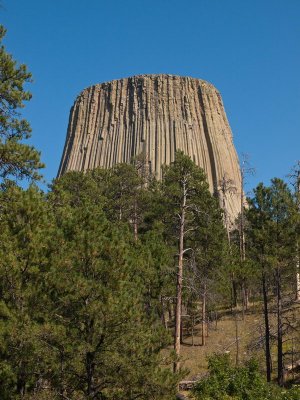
{"left": 1, "top": 0, "right": 300, "bottom": 192}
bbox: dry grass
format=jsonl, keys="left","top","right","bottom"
{"left": 179, "top": 309, "right": 264, "bottom": 379}
{"left": 166, "top": 298, "right": 300, "bottom": 381}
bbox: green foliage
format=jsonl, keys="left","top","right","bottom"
{"left": 1, "top": 147, "right": 299, "bottom": 398}
{"left": 0, "top": 25, "right": 44, "bottom": 181}
{"left": 193, "top": 354, "right": 300, "bottom": 400}
{"left": 0, "top": 184, "right": 52, "bottom": 398}
{"left": 44, "top": 200, "right": 177, "bottom": 399}
{"left": 162, "top": 151, "right": 227, "bottom": 308}
{"left": 162, "top": 151, "right": 224, "bottom": 251}
{"left": 246, "top": 179, "right": 296, "bottom": 269}
{"left": 0, "top": 174, "right": 180, "bottom": 399}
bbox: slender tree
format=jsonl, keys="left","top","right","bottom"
{"left": 269, "top": 179, "right": 295, "bottom": 385}
{"left": 246, "top": 183, "right": 273, "bottom": 382}
{"left": 288, "top": 161, "right": 300, "bottom": 302}
{"left": 247, "top": 179, "right": 296, "bottom": 384}
{"left": 162, "top": 151, "right": 224, "bottom": 371}
{"left": 239, "top": 154, "right": 255, "bottom": 312}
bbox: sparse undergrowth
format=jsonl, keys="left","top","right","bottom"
{"left": 172, "top": 298, "right": 300, "bottom": 382}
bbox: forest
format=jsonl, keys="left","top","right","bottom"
{"left": 0, "top": 24, "right": 300, "bottom": 400}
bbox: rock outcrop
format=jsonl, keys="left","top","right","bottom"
{"left": 58, "top": 74, "right": 241, "bottom": 224}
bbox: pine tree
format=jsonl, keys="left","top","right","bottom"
{"left": 0, "top": 26, "right": 44, "bottom": 182}
{"left": 0, "top": 184, "right": 51, "bottom": 398}
{"left": 46, "top": 193, "right": 178, "bottom": 399}
{"left": 162, "top": 151, "right": 225, "bottom": 371}
{"left": 246, "top": 183, "right": 273, "bottom": 382}
{"left": 246, "top": 179, "right": 296, "bottom": 384}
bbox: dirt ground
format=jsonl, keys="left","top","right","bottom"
{"left": 168, "top": 298, "right": 300, "bottom": 381}
{"left": 180, "top": 310, "right": 264, "bottom": 378}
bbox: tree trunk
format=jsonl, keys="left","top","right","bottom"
{"left": 295, "top": 172, "right": 300, "bottom": 301}
{"left": 234, "top": 311, "right": 240, "bottom": 366}
{"left": 241, "top": 284, "right": 245, "bottom": 320}
{"left": 133, "top": 199, "right": 138, "bottom": 242}
{"left": 262, "top": 269, "right": 272, "bottom": 382}
{"left": 276, "top": 267, "right": 284, "bottom": 386}
{"left": 86, "top": 351, "right": 95, "bottom": 397}
{"left": 245, "top": 286, "right": 249, "bottom": 310}
{"left": 180, "top": 316, "right": 184, "bottom": 344}
{"left": 202, "top": 287, "right": 206, "bottom": 346}
{"left": 16, "top": 371, "right": 26, "bottom": 398}
{"left": 173, "top": 183, "right": 186, "bottom": 373}
{"left": 191, "top": 315, "right": 195, "bottom": 346}
{"left": 296, "top": 242, "right": 300, "bottom": 301}
{"left": 231, "top": 274, "right": 238, "bottom": 310}
{"left": 160, "top": 296, "right": 167, "bottom": 329}
{"left": 239, "top": 170, "right": 247, "bottom": 317}
{"left": 168, "top": 301, "right": 172, "bottom": 321}
{"left": 242, "top": 280, "right": 249, "bottom": 311}
{"left": 296, "top": 270, "right": 300, "bottom": 301}
{"left": 240, "top": 171, "right": 246, "bottom": 262}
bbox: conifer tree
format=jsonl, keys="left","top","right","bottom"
{"left": 0, "top": 26, "right": 43, "bottom": 182}
{"left": 46, "top": 176, "right": 180, "bottom": 399}
{"left": 246, "top": 179, "right": 296, "bottom": 384}
{"left": 162, "top": 151, "right": 225, "bottom": 371}
{"left": 246, "top": 183, "right": 273, "bottom": 382}
{"left": 0, "top": 184, "right": 51, "bottom": 397}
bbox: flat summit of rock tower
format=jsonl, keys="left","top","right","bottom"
{"left": 58, "top": 74, "right": 242, "bottom": 224}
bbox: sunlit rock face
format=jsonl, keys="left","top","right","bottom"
{"left": 58, "top": 74, "right": 241, "bottom": 224}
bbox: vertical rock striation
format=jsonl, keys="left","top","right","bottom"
{"left": 58, "top": 74, "right": 241, "bottom": 224}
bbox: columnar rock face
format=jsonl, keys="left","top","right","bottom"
{"left": 58, "top": 74, "right": 241, "bottom": 224}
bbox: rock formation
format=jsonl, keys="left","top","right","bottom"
{"left": 58, "top": 74, "right": 241, "bottom": 224}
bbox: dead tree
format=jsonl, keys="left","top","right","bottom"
{"left": 239, "top": 154, "right": 255, "bottom": 312}
{"left": 288, "top": 161, "right": 300, "bottom": 302}
{"left": 218, "top": 174, "right": 238, "bottom": 309}
{"left": 174, "top": 177, "right": 187, "bottom": 372}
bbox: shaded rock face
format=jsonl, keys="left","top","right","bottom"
{"left": 58, "top": 74, "right": 241, "bottom": 224}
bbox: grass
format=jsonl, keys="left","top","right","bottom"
{"left": 180, "top": 309, "right": 263, "bottom": 379}
{"left": 166, "top": 295, "right": 300, "bottom": 383}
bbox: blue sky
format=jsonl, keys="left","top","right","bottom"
{"left": 2, "top": 0, "right": 300, "bottom": 192}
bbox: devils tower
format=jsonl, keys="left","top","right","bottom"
{"left": 58, "top": 74, "right": 241, "bottom": 224}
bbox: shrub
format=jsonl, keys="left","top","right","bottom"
{"left": 193, "top": 354, "right": 300, "bottom": 400}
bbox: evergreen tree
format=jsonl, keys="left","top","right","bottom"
{"left": 45, "top": 191, "right": 179, "bottom": 399}
{"left": 0, "top": 184, "right": 51, "bottom": 398}
{"left": 95, "top": 163, "right": 144, "bottom": 240}
{"left": 0, "top": 171, "right": 181, "bottom": 398}
{"left": 246, "top": 179, "right": 297, "bottom": 384}
{"left": 246, "top": 183, "right": 273, "bottom": 381}
{"left": 161, "top": 151, "right": 226, "bottom": 371}
{"left": 0, "top": 26, "right": 44, "bottom": 182}
{"left": 188, "top": 195, "right": 226, "bottom": 346}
